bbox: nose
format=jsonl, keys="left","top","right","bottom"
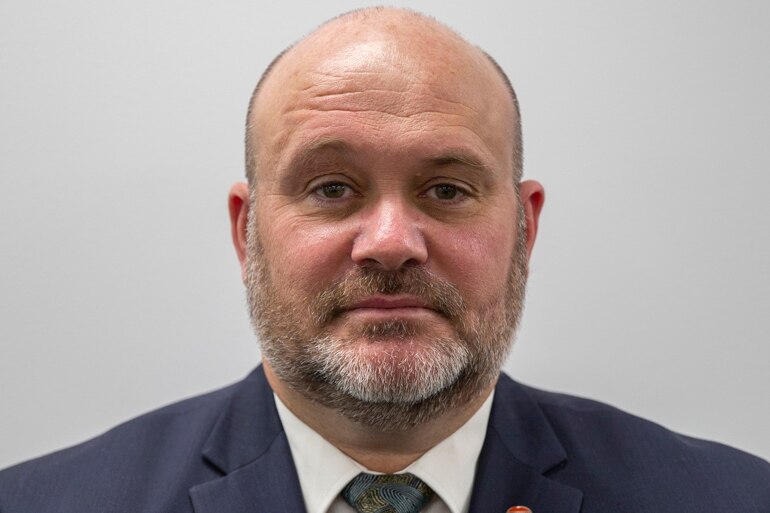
{"left": 351, "top": 198, "right": 428, "bottom": 270}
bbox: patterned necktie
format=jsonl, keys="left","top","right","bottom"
{"left": 342, "top": 472, "right": 435, "bottom": 513}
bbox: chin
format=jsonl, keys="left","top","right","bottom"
{"left": 314, "top": 332, "right": 472, "bottom": 404}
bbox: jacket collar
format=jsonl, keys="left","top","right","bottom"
{"left": 468, "top": 374, "right": 583, "bottom": 512}
{"left": 189, "top": 366, "right": 307, "bottom": 513}
{"left": 189, "top": 367, "right": 582, "bottom": 513}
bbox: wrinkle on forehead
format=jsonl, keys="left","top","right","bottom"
{"left": 292, "top": 82, "right": 484, "bottom": 125}
{"left": 269, "top": 38, "right": 503, "bottom": 124}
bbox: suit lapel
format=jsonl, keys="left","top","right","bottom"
{"left": 186, "top": 368, "right": 583, "bottom": 513}
{"left": 468, "top": 375, "right": 583, "bottom": 513}
{"left": 189, "top": 366, "right": 307, "bottom": 513}
{"left": 189, "top": 433, "right": 306, "bottom": 513}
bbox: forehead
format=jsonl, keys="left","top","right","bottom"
{"left": 250, "top": 19, "right": 515, "bottom": 178}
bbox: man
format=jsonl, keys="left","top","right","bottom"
{"left": 1, "top": 7, "right": 768, "bottom": 513}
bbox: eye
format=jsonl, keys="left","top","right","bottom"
{"left": 311, "top": 181, "right": 356, "bottom": 201}
{"left": 423, "top": 183, "right": 469, "bottom": 203}
{"left": 320, "top": 183, "right": 346, "bottom": 198}
{"left": 433, "top": 184, "right": 459, "bottom": 200}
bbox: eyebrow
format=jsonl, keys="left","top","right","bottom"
{"left": 282, "top": 137, "right": 352, "bottom": 173}
{"left": 279, "top": 138, "right": 496, "bottom": 185}
{"left": 273, "top": 137, "right": 352, "bottom": 187}
{"left": 425, "top": 150, "right": 496, "bottom": 176}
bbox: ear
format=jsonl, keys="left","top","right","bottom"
{"left": 228, "top": 182, "right": 251, "bottom": 283}
{"left": 518, "top": 180, "right": 545, "bottom": 261}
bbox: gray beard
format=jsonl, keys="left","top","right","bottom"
{"left": 245, "top": 203, "right": 529, "bottom": 430}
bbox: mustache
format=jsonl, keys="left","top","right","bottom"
{"left": 313, "top": 267, "right": 465, "bottom": 325}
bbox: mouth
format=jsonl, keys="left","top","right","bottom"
{"left": 343, "top": 295, "right": 438, "bottom": 319}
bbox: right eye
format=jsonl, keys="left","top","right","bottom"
{"left": 312, "top": 182, "right": 355, "bottom": 200}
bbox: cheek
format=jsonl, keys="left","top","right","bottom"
{"left": 431, "top": 220, "right": 516, "bottom": 304}
{"left": 261, "top": 216, "right": 355, "bottom": 294}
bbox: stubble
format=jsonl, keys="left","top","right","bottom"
{"left": 245, "top": 200, "right": 529, "bottom": 430}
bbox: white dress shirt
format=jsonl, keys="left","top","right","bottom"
{"left": 274, "top": 391, "right": 494, "bottom": 513}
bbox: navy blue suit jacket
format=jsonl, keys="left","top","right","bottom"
{"left": 1, "top": 366, "right": 768, "bottom": 512}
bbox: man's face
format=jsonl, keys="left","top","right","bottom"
{"left": 238, "top": 32, "right": 540, "bottom": 428}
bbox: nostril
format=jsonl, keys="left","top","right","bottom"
{"left": 350, "top": 232, "right": 428, "bottom": 270}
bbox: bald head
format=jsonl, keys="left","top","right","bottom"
{"left": 244, "top": 7, "right": 522, "bottom": 185}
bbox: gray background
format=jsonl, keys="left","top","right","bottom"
{"left": 1, "top": 0, "right": 768, "bottom": 469}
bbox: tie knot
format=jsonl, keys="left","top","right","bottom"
{"left": 342, "top": 472, "right": 435, "bottom": 513}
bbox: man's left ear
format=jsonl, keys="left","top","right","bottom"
{"left": 518, "top": 180, "right": 545, "bottom": 261}
{"left": 228, "top": 182, "right": 251, "bottom": 283}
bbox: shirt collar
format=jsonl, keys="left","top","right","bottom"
{"left": 275, "top": 391, "right": 494, "bottom": 513}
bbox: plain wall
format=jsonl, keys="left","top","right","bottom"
{"left": 1, "top": 0, "right": 768, "bottom": 468}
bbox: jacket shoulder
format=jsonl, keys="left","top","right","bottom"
{"left": 0, "top": 381, "right": 239, "bottom": 512}
{"left": 512, "top": 380, "right": 770, "bottom": 511}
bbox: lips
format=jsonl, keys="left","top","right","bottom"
{"left": 347, "top": 295, "right": 434, "bottom": 311}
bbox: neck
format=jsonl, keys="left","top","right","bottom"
{"left": 263, "top": 362, "right": 495, "bottom": 473}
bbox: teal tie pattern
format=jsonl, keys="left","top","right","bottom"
{"left": 342, "top": 472, "right": 434, "bottom": 513}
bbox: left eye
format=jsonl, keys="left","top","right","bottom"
{"left": 315, "top": 182, "right": 351, "bottom": 199}
{"left": 432, "top": 184, "right": 459, "bottom": 200}
{"left": 425, "top": 183, "right": 468, "bottom": 201}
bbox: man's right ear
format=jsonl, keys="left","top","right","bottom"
{"left": 228, "top": 182, "right": 251, "bottom": 283}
